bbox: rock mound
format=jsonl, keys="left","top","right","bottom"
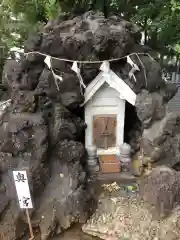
{"left": 0, "top": 10, "right": 179, "bottom": 239}
{"left": 82, "top": 191, "right": 180, "bottom": 240}
{"left": 139, "top": 166, "right": 180, "bottom": 218}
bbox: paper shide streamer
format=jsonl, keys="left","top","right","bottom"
{"left": 44, "top": 56, "right": 86, "bottom": 93}
{"left": 100, "top": 57, "right": 140, "bottom": 84}
{"left": 127, "top": 56, "right": 140, "bottom": 82}
{"left": 26, "top": 51, "right": 152, "bottom": 90}
{"left": 71, "top": 61, "right": 86, "bottom": 94}
{"left": 44, "top": 56, "right": 63, "bottom": 91}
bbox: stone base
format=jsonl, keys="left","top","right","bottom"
{"left": 96, "top": 172, "right": 136, "bottom": 185}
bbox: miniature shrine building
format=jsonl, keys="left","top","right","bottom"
{"left": 82, "top": 62, "right": 137, "bottom": 173}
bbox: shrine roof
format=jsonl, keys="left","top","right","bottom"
{"left": 82, "top": 62, "right": 137, "bottom": 106}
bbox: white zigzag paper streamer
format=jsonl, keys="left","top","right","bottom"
{"left": 71, "top": 61, "right": 86, "bottom": 91}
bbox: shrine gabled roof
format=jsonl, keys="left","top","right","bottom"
{"left": 82, "top": 62, "right": 137, "bottom": 106}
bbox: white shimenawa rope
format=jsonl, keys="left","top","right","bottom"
{"left": 25, "top": 51, "right": 155, "bottom": 63}
{"left": 25, "top": 51, "right": 154, "bottom": 91}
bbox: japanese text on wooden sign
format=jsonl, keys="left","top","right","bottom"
{"left": 13, "top": 171, "right": 33, "bottom": 209}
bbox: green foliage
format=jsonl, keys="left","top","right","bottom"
{"left": 174, "top": 44, "right": 180, "bottom": 54}
{"left": 44, "top": 0, "right": 61, "bottom": 19}
{"left": 3, "top": 0, "right": 61, "bottom": 23}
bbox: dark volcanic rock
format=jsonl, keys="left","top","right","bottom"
{"left": 35, "top": 141, "right": 93, "bottom": 240}
{"left": 0, "top": 112, "right": 49, "bottom": 238}
{"left": 141, "top": 112, "right": 180, "bottom": 167}
{"left": 135, "top": 90, "right": 166, "bottom": 129}
{"left": 24, "top": 11, "right": 165, "bottom": 95}
{"left": 0, "top": 10, "right": 179, "bottom": 239}
{"left": 139, "top": 166, "right": 180, "bottom": 219}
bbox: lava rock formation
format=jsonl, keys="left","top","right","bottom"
{"left": 0, "top": 11, "right": 179, "bottom": 239}
{"left": 139, "top": 166, "right": 180, "bottom": 219}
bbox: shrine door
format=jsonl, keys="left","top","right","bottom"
{"left": 93, "top": 115, "right": 117, "bottom": 149}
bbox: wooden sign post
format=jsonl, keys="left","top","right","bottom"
{"left": 13, "top": 171, "right": 34, "bottom": 240}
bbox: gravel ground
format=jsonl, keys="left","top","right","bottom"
{"left": 82, "top": 183, "right": 180, "bottom": 240}
{"left": 34, "top": 224, "right": 101, "bottom": 240}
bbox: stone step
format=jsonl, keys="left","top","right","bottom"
{"left": 96, "top": 172, "right": 137, "bottom": 184}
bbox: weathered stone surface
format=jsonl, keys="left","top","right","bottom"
{"left": 0, "top": 112, "right": 49, "bottom": 238}
{"left": 139, "top": 166, "right": 180, "bottom": 218}
{"left": 35, "top": 151, "right": 93, "bottom": 240}
{"left": 2, "top": 60, "right": 22, "bottom": 89}
{"left": 83, "top": 188, "right": 180, "bottom": 240}
{"left": 135, "top": 90, "right": 165, "bottom": 128}
{"left": 0, "top": 99, "right": 91, "bottom": 239}
{"left": 21, "top": 11, "right": 166, "bottom": 96}
{"left": 160, "top": 82, "right": 178, "bottom": 103}
{"left": 141, "top": 112, "right": 180, "bottom": 167}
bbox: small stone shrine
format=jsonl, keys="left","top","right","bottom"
{"left": 82, "top": 61, "right": 136, "bottom": 173}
